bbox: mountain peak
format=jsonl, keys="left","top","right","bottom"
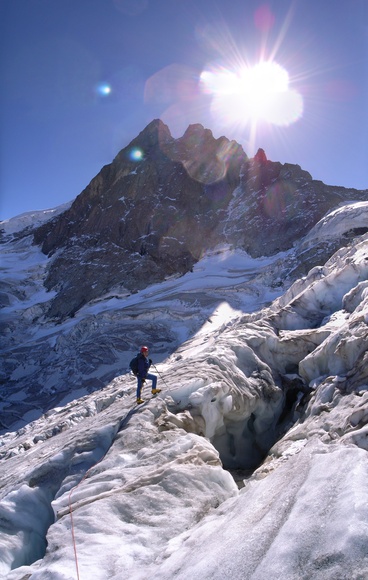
{"left": 28, "top": 120, "right": 368, "bottom": 321}
{"left": 253, "top": 147, "right": 268, "bottom": 163}
{"left": 182, "top": 123, "right": 213, "bottom": 139}
{"left": 135, "top": 118, "right": 172, "bottom": 145}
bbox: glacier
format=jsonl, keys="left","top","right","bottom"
{"left": 1, "top": 202, "right": 368, "bottom": 579}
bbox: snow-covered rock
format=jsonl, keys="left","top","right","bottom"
{"left": 15, "top": 120, "right": 367, "bottom": 321}
{"left": 1, "top": 168, "right": 368, "bottom": 577}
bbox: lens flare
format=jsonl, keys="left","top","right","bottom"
{"left": 96, "top": 83, "right": 111, "bottom": 96}
{"left": 129, "top": 148, "right": 144, "bottom": 161}
{"left": 254, "top": 5, "right": 276, "bottom": 32}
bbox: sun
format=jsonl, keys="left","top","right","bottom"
{"left": 200, "top": 60, "right": 303, "bottom": 128}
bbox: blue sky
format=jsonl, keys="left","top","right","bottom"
{"left": 1, "top": 0, "right": 367, "bottom": 220}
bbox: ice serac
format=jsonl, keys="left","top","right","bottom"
{"left": 1, "top": 122, "right": 368, "bottom": 435}
{"left": 1, "top": 222, "right": 368, "bottom": 578}
{"left": 25, "top": 119, "right": 367, "bottom": 321}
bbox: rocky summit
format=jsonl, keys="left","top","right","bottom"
{"left": 1, "top": 120, "right": 368, "bottom": 435}
{"left": 20, "top": 119, "right": 367, "bottom": 321}
{"left": 1, "top": 120, "right": 368, "bottom": 579}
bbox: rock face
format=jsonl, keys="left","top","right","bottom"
{"left": 2, "top": 121, "right": 368, "bottom": 579}
{"left": 21, "top": 119, "right": 368, "bottom": 320}
{"left": 1, "top": 212, "right": 368, "bottom": 579}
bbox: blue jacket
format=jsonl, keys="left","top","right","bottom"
{"left": 137, "top": 353, "right": 151, "bottom": 378}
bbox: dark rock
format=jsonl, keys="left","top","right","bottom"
{"left": 30, "top": 119, "right": 368, "bottom": 321}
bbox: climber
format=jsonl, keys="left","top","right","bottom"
{"left": 136, "top": 346, "right": 161, "bottom": 404}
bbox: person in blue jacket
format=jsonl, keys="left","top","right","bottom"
{"left": 136, "top": 346, "right": 161, "bottom": 404}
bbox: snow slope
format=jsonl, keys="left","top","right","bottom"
{"left": 0, "top": 203, "right": 72, "bottom": 237}
{"left": 0, "top": 233, "right": 285, "bottom": 433}
{"left": 1, "top": 202, "right": 368, "bottom": 579}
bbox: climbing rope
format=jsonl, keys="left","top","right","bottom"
{"left": 67, "top": 374, "right": 169, "bottom": 578}
{"left": 67, "top": 405, "right": 139, "bottom": 579}
{"left": 68, "top": 465, "right": 90, "bottom": 580}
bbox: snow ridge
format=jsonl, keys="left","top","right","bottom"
{"left": 1, "top": 202, "right": 368, "bottom": 579}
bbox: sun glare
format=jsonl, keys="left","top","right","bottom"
{"left": 200, "top": 61, "right": 303, "bottom": 128}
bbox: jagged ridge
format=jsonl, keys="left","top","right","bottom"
{"left": 28, "top": 119, "right": 368, "bottom": 320}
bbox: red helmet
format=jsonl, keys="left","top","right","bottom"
{"left": 140, "top": 346, "right": 149, "bottom": 353}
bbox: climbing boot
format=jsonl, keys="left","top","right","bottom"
{"left": 136, "top": 398, "right": 144, "bottom": 404}
{"left": 151, "top": 389, "right": 161, "bottom": 395}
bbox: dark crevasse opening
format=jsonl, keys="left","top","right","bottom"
{"left": 2, "top": 430, "right": 116, "bottom": 574}
{"left": 210, "top": 381, "right": 312, "bottom": 488}
{"left": 0, "top": 483, "right": 56, "bottom": 572}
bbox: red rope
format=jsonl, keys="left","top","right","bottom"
{"left": 67, "top": 455, "right": 105, "bottom": 579}
{"left": 67, "top": 404, "right": 137, "bottom": 578}
{"left": 68, "top": 489, "right": 80, "bottom": 580}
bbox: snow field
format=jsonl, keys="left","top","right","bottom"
{"left": 1, "top": 202, "right": 368, "bottom": 578}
